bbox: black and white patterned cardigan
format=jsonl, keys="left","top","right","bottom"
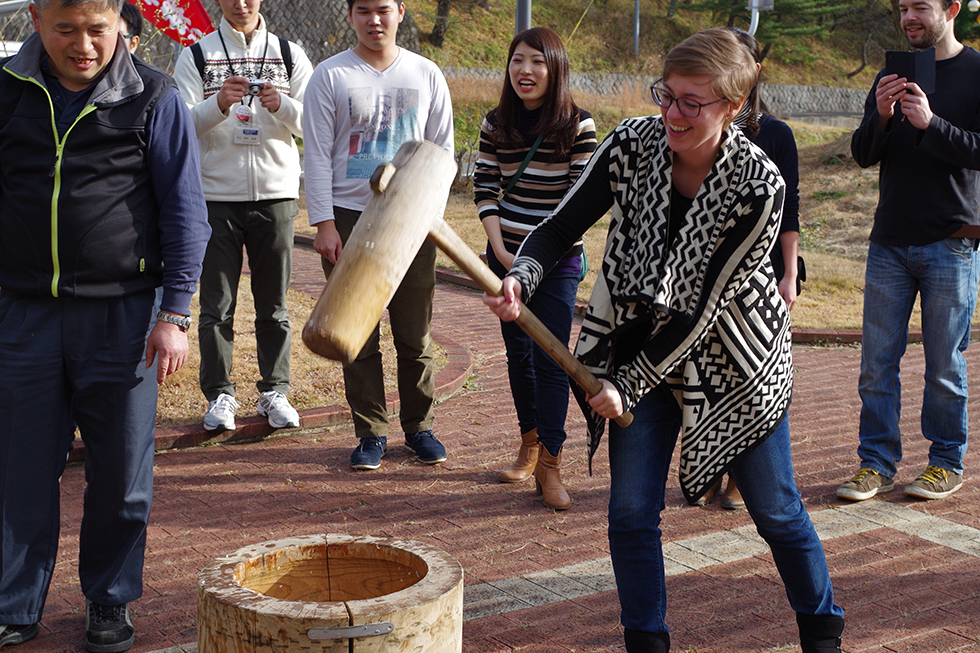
{"left": 509, "top": 115, "right": 791, "bottom": 503}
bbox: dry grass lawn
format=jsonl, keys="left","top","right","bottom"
{"left": 157, "top": 283, "right": 443, "bottom": 427}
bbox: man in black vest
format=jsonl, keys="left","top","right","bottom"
{"left": 0, "top": 0, "right": 210, "bottom": 650}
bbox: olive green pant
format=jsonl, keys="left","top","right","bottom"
{"left": 198, "top": 199, "right": 296, "bottom": 401}
{"left": 322, "top": 207, "right": 436, "bottom": 440}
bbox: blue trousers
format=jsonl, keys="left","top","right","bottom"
{"left": 0, "top": 291, "right": 158, "bottom": 624}
{"left": 858, "top": 239, "right": 979, "bottom": 477}
{"left": 608, "top": 386, "right": 843, "bottom": 634}
{"left": 489, "top": 256, "right": 578, "bottom": 457}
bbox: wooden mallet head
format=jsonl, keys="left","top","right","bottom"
{"left": 302, "top": 141, "right": 457, "bottom": 363}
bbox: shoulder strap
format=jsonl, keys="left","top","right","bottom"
{"left": 279, "top": 36, "right": 292, "bottom": 81}
{"left": 190, "top": 41, "right": 206, "bottom": 80}
{"left": 504, "top": 134, "right": 544, "bottom": 196}
{"left": 192, "top": 37, "right": 292, "bottom": 82}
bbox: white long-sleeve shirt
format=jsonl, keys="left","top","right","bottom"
{"left": 174, "top": 16, "right": 312, "bottom": 202}
{"left": 302, "top": 48, "right": 454, "bottom": 224}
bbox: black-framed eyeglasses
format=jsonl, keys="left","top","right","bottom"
{"left": 650, "top": 79, "right": 726, "bottom": 118}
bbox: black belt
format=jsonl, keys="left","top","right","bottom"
{"left": 950, "top": 225, "right": 980, "bottom": 239}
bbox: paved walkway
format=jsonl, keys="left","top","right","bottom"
{"left": 19, "top": 243, "right": 980, "bottom": 653}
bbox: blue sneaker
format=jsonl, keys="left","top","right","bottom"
{"left": 350, "top": 437, "right": 386, "bottom": 470}
{"left": 404, "top": 430, "right": 447, "bottom": 464}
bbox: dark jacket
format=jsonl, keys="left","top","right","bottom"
{"left": 0, "top": 33, "right": 209, "bottom": 311}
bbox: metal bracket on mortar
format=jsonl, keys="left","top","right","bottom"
{"left": 308, "top": 622, "right": 395, "bottom": 640}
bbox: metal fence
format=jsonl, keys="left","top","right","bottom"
{"left": 0, "top": 0, "right": 423, "bottom": 73}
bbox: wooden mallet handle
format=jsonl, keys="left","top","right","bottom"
{"left": 427, "top": 219, "right": 633, "bottom": 428}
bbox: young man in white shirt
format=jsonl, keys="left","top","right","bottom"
{"left": 303, "top": 0, "right": 454, "bottom": 470}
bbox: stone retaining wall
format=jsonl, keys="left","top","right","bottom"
{"left": 442, "top": 67, "right": 867, "bottom": 119}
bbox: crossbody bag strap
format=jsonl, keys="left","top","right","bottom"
{"left": 503, "top": 133, "right": 544, "bottom": 196}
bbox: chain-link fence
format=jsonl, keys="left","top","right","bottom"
{"left": 0, "top": 0, "right": 422, "bottom": 74}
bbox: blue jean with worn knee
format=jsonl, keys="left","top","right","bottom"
{"left": 489, "top": 255, "right": 577, "bottom": 457}
{"left": 608, "top": 386, "right": 842, "bottom": 634}
{"left": 858, "top": 239, "right": 979, "bottom": 478}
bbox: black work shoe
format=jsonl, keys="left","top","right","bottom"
{"left": 85, "top": 600, "right": 134, "bottom": 653}
{"left": 797, "top": 612, "right": 844, "bottom": 653}
{"left": 404, "top": 430, "right": 447, "bottom": 464}
{"left": 0, "top": 623, "right": 39, "bottom": 647}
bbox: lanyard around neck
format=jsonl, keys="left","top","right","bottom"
{"left": 218, "top": 26, "right": 270, "bottom": 107}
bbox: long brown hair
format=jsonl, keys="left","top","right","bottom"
{"left": 486, "top": 27, "right": 580, "bottom": 161}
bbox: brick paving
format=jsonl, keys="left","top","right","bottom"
{"left": 15, "top": 242, "right": 980, "bottom": 653}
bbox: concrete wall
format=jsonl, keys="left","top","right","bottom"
{"left": 443, "top": 67, "right": 868, "bottom": 125}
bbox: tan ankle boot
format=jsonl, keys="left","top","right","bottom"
{"left": 721, "top": 475, "right": 745, "bottom": 510}
{"left": 534, "top": 446, "right": 570, "bottom": 510}
{"left": 498, "top": 429, "right": 539, "bottom": 483}
{"left": 689, "top": 478, "right": 722, "bottom": 506}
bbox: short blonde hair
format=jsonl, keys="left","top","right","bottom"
{"left": 662, "top": 28, "right": 758, "bottom": 107}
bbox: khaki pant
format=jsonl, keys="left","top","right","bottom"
{"left": 198, "top": 200, "right": 297, "bottom": 400}
{"left": 321, "top": 206, "right": 436, "bottom": 440}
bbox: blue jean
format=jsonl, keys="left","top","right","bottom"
{"left": 608, "top": 386, "right": 842, "bottom": 634}
{"left": 0, "top": 290, "right": 159, "bottom": 624}
{"left": 858, "top": 239, "right": 979, "bottom": 477}
{"left": 489, "top": 256, "right": 578, "bottom": 457}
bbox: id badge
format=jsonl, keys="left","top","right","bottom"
{"left": 234, "top": 125, "right": 260, "bottom": 145}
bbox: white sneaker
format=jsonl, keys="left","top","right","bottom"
{"left": 204, "top": 393, "right": 239, "bottom": 431}
{"left": 258, "top": 391, "right": 300, "bottom": 429}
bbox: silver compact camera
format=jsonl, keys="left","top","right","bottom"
{"left": 247, "top": 79, "right": 267, "bottom": 96}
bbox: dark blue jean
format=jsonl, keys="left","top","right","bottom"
{"left": 490, "top": 257, "right": 578, "bottom": 456}
{"left": 858, "top": 239, "right": 979, "bottom": 477}
{"left": 608, "top": 386, "right": 842, "bottom": 634}
{"left": 0, "top": 290, "right": 159, "bottom": 624}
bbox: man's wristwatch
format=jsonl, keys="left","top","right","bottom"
{"left": 157, "top": 311, "right": 192, "bottom": 332}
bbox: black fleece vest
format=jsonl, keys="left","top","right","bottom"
{"left": 0, "top": 57, "right": 174, "bottom": 299}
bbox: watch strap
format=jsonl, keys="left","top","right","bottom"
{"left": 157, "top": 311, "right": 192, "bottom": 332}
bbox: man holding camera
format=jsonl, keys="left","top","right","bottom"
{"left": 839, "top": 0, "right": 980, "bottom": 502}
{"left": 175, "top": 0, "right": 313, "bottom": 431}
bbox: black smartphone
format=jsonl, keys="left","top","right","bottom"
{"left": 885, "top": 48, "right": 936, "bottom": 94}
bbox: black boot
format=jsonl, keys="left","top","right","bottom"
{"left": 624, "top": 628, "right": 670, "bottom": 652}
{"left": 797, "top": 613, "right": 844, "bottom": 653}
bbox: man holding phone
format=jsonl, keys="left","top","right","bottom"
{"left": 839, "top": 0, "right": 980, "bottom": 502}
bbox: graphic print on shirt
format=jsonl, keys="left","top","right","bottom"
{"left": 346, "top": 87, "right": 419, "bottom": 179}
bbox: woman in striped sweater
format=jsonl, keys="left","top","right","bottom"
{"left": 473, "top": 27, "right": 597, "bottom": 510}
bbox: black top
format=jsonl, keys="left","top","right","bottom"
{"left": 851, "top": 46, "right": 980, "bottom": 246}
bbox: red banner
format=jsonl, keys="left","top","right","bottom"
{"left": 131, "top": 0, "right": 214, "bottom": 46}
